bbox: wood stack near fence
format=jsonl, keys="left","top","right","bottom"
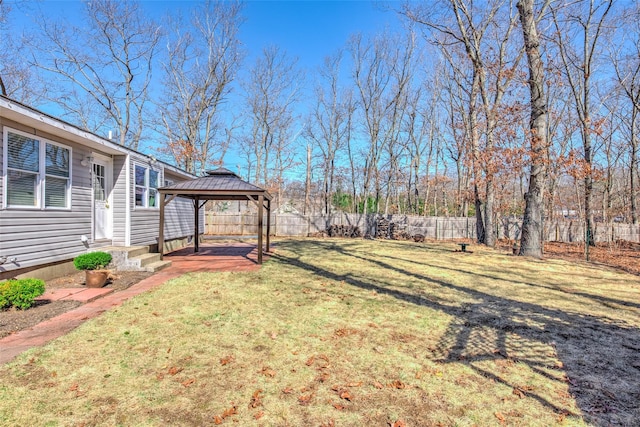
{"left": 376, "top": 216, "right": 410, "bottom": 240}
{"left": 327, "top": 225, "right": 361, "bottom": 238}
{"left": 376, "top": 217, "right": 390, "bottom": 239}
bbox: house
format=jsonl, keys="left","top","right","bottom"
{"left": 0, "top": 95, "right": 199, "bottom": 280}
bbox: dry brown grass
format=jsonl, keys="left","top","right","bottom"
{"left": 0, "top": 238, "right": 638, "bottom": 426}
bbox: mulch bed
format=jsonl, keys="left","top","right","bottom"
{"left": 0, "top": 270, "right": 152, "bottom": 339}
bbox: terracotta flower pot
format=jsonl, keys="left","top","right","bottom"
{"left": 85, "top": 270, "right": 109, "bottom": 288}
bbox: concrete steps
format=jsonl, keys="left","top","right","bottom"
{"left": 93, "top": 246, "right": 171, "bottom": 272}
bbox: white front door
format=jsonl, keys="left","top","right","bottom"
{"left": 92, "top": 157, "right": 112, "bottom": 240}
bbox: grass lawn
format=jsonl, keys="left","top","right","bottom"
{"left": 1, "top": 238, "right": 639, "bottom": 426}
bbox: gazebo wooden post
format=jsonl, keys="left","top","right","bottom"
{"left": 158, "top": 191, "right": 165, "bottom": 260}
{"left": 258, "top": 194, "right": 264, "bottom": 264}
{"left": 194, "top": 196, "right": 200, "bottom": 253}
{"left": 266, "top": 198, "right": 271, "bottom": 252}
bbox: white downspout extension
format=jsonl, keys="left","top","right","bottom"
{"left": 125, "top": 154, "right": 131, "bottom": 246}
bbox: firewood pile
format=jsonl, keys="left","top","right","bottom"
{"left": 377, "top": 217, "right": 391, "bottom": 238}
{"left": 327, "top": 225, "right": 362, "bottom": 238}
{"left": 376, "top": 216, "right": 410, "bottom": 240}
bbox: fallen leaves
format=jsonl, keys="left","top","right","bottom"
{"left": 181, "top": 378, "right": 195, "bottom": 387}
{"left": 339, "top": 390, "right": 353, "bottom": 401}
{"left": 513, "top": 385, "right": 534, "bottom": 398}
{"left": 168, "top": 366, "right": 183, "bottom": 376}
{"left": 213, "top": 405, "right": 238, "bottom": 424}
{"left": 331, "top": 384, "right": 354, "bottom": 401}
{"left": 260, "top": 366, "right": 276, "bottom": 378}
{"left": 334, "top": 328, "right": 357, "bottom": 337}
{"left": 219, "top": 355, "right": 234, "bottom": 366}
{"left": 388, "top": 380, "right": 406, "bottom": 389}
{"left": 68, "top": 382, "right": 86, "bottom": 398}
{"left": 249, "top": 389, "right": 263, "bottom": 408}
{"left": 298, "top": 393, "right": 314, "bottom": 405}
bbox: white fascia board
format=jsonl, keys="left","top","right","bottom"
{"left": 0, "top": 97, "right": 125, "bottom": 156}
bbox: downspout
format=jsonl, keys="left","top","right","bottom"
{"left": 125, "top": 154, "right": 131, "bottom": 246}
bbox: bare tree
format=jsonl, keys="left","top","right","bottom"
{"left": 403, "top": 0, "right": 525, "bottom": 247}
{"left": 29, "top": 0, "right": 160, "bottom": 149}
{"left": 611, "top": 2, "right": 640, "bottom": 224}
{"left": 348, "top": 30, "right": 418, "bottom": 215}
{"left": 0, "top": 0, "right": 43, "bottom": 102}
{"left": 306, "top": 51, "right": 354, "bottom": 215}
{"left": 157, "top": 1, "right": 243, "bottom": 174}
{"left": 517, "top": 0, "right": 551, "bottom": 257}
{"left": 551, "top": 0, "right": 613, "bottom": 248}
{"left": 242, "top": 45, "right": 303, "bottom": 190}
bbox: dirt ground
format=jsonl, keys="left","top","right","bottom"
{"left": 541, "top": 240, "right": 640, "bottom": 276}
{"left": 0, "top": 270, "right": 152, "bottom": 339}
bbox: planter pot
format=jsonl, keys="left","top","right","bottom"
{"left": 85, "top": 270, "right": 109, "bottom": 288}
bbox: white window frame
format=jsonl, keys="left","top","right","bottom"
{"left": 2, "top": 127, "right": 72, "bottom": 210}
{"left": 133, "top": 162, "right": 160, "bottom": 209}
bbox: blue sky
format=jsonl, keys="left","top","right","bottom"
{"left": 14, "top": 0, "right": 399, "bottom": 72}
{"left": 240, "top": 1, "right": 398, "bottom": 68}
{"left": 8, "top": 0, "right": 401, "bottom": 174}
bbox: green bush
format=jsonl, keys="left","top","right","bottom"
{"left": 73, "top": 251, "right": 112, "bottom": 271}
{"left": 0, "top": 278, "right": 45, "bottom": 310}
{"left": 0, "top": 282, "right": 9, "bottom": 309}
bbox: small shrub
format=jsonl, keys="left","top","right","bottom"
{"left": 73, "top": 251, "right": 112, "bottom": 271}
{"left": 0, "top": 278, "right": 45, "bottom": 310}
{"left": 0, "top": 281, "right": 10, "bottom": 309}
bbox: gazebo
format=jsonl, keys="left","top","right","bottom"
{"left": 157, "top": 168, "right": 272, "bottom": 264}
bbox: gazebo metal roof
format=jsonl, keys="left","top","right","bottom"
{"left": 158, "top": 168, "right": 272, "bottom": 264}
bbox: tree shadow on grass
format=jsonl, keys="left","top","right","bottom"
{"left": 379, "top": 251, "right": 640, "bottom": 311}
{"left": 273, "top": 239, "right": 640, "bottom": 426}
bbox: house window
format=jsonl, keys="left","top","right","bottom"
{"left": 3, "top": 129, "right": 71, "bottom": 209}
{"left": 134, "top": 164, "right": 159, "bottom": 208}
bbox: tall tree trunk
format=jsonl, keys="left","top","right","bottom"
{"left": 518, "top": 0, "right": 548, "bottom": 258}
{"left": 485, "top": 178, "right": 496, "bottom": 247}
{"left": 584, "top": 131, "right": 595, "bottom": 246}
{"left": 631, "top": 109, "right": 638, "bottom": 224}
{"left": 304, "top": 144, "right": 311, "bottom": 215}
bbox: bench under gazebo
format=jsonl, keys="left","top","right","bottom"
{"left": 157, "top": 168, "right": 272, "bottom": 264}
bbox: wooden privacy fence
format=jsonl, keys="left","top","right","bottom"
{"left": 205, "top": 211, "right": 639, "bottom": 243}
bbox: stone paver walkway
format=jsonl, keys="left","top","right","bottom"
{"left": 0, "top": 243, "right": 268, "bottom": 365}
{"left": 37, "top": 287, "right": 114, "bottom": 303}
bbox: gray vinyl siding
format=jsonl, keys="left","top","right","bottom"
{"left": 129, "top": 161, "right": 202, "bottom": 246}
{"left": 0, "top": 121, "right": 112, "bottom": 273}
{"left": 111, "top": 155, "right": 128, "bottom": 245}
{"left": 163, "top": 170, "right": 202, "bottom": 240}
{"left": 164, "top": 197, "right": 196, "bottom": 239}
{"left": 0, "top": 119, "right": 4, "bottom": 209}
{"left": 129, "top": 154, "right": 162, "bottom": 246}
